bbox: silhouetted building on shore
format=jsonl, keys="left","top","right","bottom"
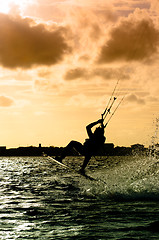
{"left": 0, "top": 146, "right": 6, "bottom": 155}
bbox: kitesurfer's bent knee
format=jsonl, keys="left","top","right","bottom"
{"left": 55, "top": 140, "right": 84, "bottom": 162}
{"left": 66, "top": 140, "right": 84, "bottom": 155}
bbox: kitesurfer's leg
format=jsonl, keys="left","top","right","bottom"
{"left": 55, "top": 140, "right": 84, "bottom": 162}
{"left": 80, "top": 155, "right": 91, "bottom": 174}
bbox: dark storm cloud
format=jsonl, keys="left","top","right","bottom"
{"left": 97, "top": 18, "right": 159, "bottom": 63}
{"left": 0, "top": 95, "right": 14, "bottom": 107}
{"left": 0, "top": 13, "right": 71, "bottom": 68}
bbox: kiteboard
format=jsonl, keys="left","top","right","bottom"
{"left": 46, "top": 155, "right": 95, "bottom": 181}
{"left": 47, "top": 156, "right": 70, "bottom": 169}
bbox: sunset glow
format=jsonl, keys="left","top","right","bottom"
{"left": 0, "top": 0, "right": 32, "bottom": 14}
{"left": 0, "top": 0, "right": 158, "bottom": 148}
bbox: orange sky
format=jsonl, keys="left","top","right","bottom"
{"left": 0, "top": 0, "right": 159, "bottom": 148}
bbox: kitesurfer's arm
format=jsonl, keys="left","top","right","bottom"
{"left": 86, "top": 119, "right": 103, "bottom": 138}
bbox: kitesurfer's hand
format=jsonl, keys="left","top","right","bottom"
{"left": 97, "top": 119, "right": 104, "bottom": 124}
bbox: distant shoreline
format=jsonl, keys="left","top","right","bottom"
{"left": 0, "top": 143, "right": 157, "bottom": 157}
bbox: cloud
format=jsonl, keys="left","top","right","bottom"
{"left": 66, "top": 93, "right": 101, "bottom": 108}
{"left": 64, "top": 67, "right": 88, "bottom": 80}
{"left": 34, "top": 79, "right": 51, "bottom": 91}
{"left": 150, "top": 0, "right": 159, "bottom": 13}
{"left": 66, "top": 92, "right": 116, "bottom": 112}
{"left": 0, "top": 13, "right": 71, "bottom": 69}
{"left": 59, "top": 4, "right": 118, "bottom": 62}
{"left": 64, "top": 67, "right": 130, "bottom": 81}
{"left": 126, "top": 93, "right": 145, "bottom": 105}
{"left": 97, "top": 16, "right": 159, "bottom": 63}
{"left": 0, "top": 95, "right": 14, "bottom": 107}
{"left": 34, "top": 79, "right": 62, "bottom": 93}
{"left": 37, "top": 68, "right": 52, "bottom": 78}
{"left": 114, "top": 0, "right": 151, "bottom": 16}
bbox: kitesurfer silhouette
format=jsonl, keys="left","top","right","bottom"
{"left": 55, "top": 118, "right": 106, "bottom": 174}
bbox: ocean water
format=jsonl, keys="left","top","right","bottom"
{"left": 0, "top": 155, "right": 159, "bottom": 240}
